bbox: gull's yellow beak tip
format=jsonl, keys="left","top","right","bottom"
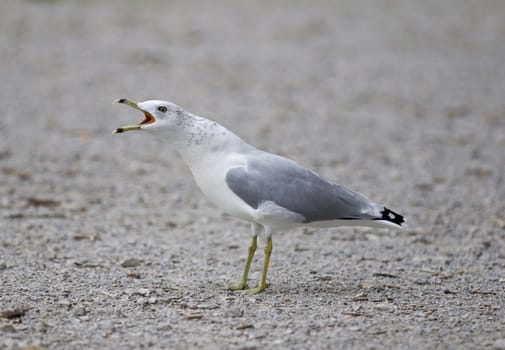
{"left": 112, "top": 99, "right": 127, "bottom": 134}
{"left": 113, "top": 98, "right": 127, "bottom": 105}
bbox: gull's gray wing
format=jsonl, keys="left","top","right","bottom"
{"left": 225, "top": 151, "right": 380, "bottom": 223}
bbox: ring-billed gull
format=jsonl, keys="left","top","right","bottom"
{"left": 113, "top": 98, "right": 405, "bottom": 293}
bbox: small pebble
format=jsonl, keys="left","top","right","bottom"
{"left": 121, "top": 258, "right": 143, "bottom": 268}
{"left": 74, "top": 306, "right": 88, "bottom": 317}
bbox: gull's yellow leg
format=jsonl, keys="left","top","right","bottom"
{"left": 227, "top": 235, "right": 257, "bottom": 290}
{"left": 246, "top": 237, "right": 272, "bottom": 294}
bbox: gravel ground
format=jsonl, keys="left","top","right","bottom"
{"left": 1, "top": 1, "right": 505, "bottom": 349}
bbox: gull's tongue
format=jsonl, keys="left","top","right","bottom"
{"left": 138, "top": 111, "right": 155, "bottom": 125}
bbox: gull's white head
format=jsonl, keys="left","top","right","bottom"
{"left": 112, "top": 98, "right": 250, "bottom": 159}
{"left": 112, "top": 98, "right": 185, "bottom": 134}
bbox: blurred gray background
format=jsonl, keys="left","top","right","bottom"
{"left": 1, "top": 1, "right": 504, "bottom": 349}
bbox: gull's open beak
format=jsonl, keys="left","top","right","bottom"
{"left": 112, "top": 98, "right": 155, "bottom": 134}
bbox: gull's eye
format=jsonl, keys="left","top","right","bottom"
{"left": 158, "top": 106, "right": 168, "bottom": 113}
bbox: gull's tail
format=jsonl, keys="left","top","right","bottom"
{"left": 373, "top": 207, "right": 406, "bottom": 229}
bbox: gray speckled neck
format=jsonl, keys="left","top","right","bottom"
{"left": 173, "top": 111, "right": 255, "bottom": 165}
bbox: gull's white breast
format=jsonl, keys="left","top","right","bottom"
{"left": 188, "top": 152, "right": 256, "bottom": 222}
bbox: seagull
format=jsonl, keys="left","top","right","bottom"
{"left": 113, "top": 98, "right": 405, "bottom": 293}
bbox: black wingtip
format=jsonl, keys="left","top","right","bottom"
{"left": 378, "top": 207, "right": 405, "bottom": 226}
{"left": 118, "top": 98, "right": 127, "bottom": 103}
